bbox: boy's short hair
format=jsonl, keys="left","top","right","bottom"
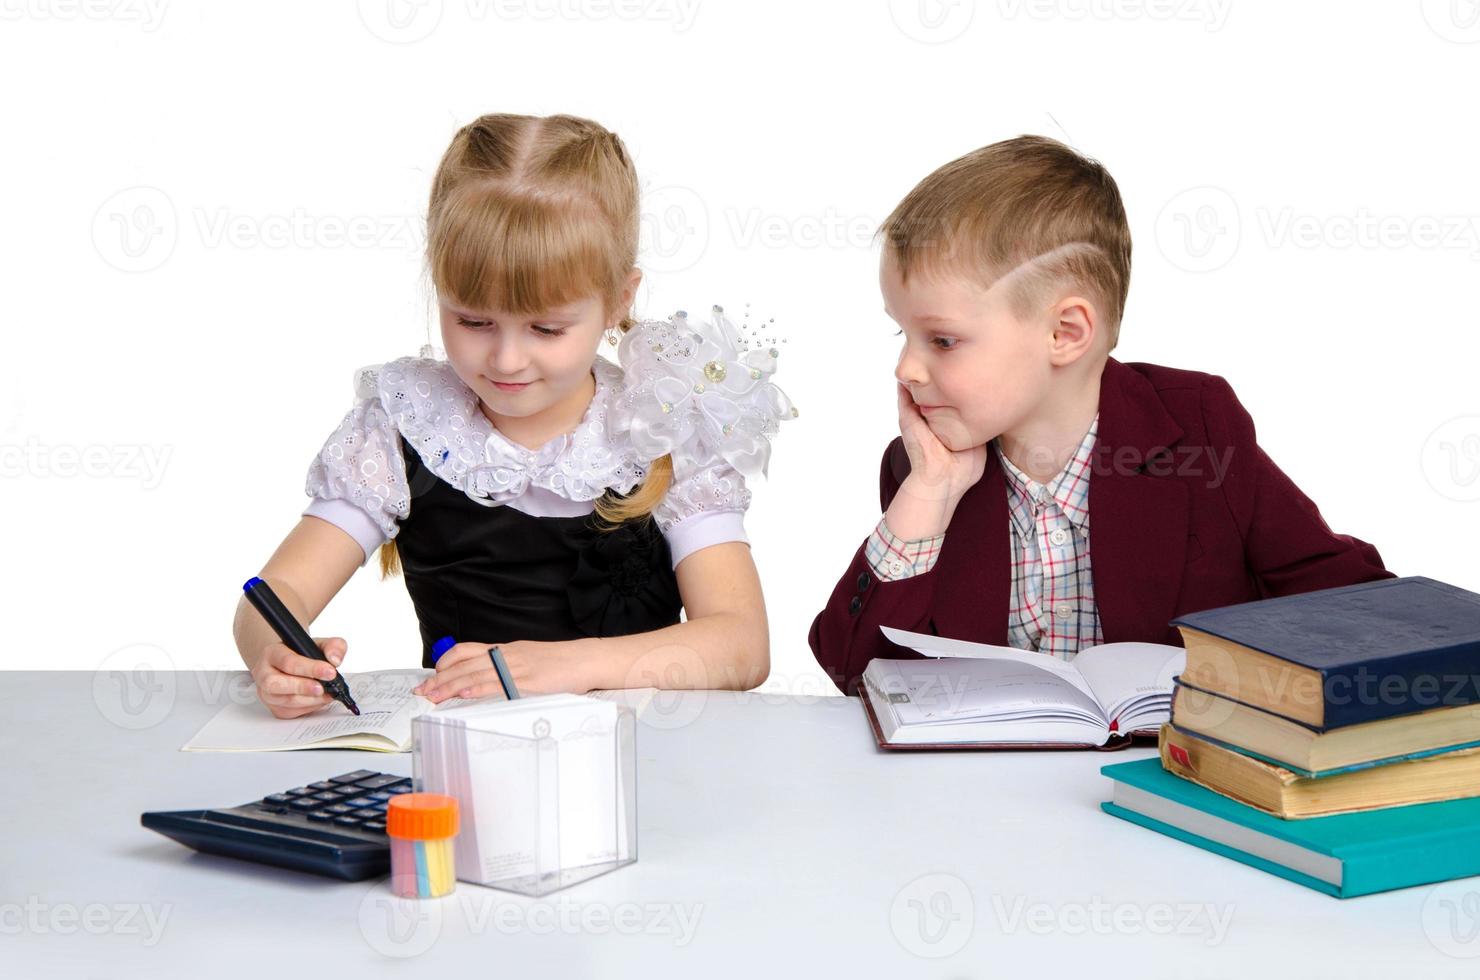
{"left": 880, "top": 135, "right": 1132, "bottom": 350}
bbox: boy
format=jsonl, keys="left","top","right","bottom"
{"left": 809, "top": 136, "right": 1392, "bottom": 697}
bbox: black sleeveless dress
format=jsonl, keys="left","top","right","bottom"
{"left": 394, "top": 434, "right": 684, "bottom": 667}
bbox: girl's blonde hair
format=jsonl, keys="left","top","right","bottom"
{"left": 379, "top": 113, "right": 671, "bottom": 580}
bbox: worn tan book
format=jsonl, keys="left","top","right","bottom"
{"left": 1159, "top": 723, "right": 1480, "bottom": 818}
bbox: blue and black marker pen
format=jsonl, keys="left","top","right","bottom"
{"left": 242, "top": 577, "right": 360, "bottom": 715}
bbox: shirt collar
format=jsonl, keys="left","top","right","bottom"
{"left": 995, "top": 413, "right": 1100, "bottom": 537}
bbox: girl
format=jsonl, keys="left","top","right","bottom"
{"left": 233, "top": 113, "right": 795, "bottom": 718}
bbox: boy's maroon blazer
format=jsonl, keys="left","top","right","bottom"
{"left": 808, "top": 357, "right": 1394, "bottom": 696}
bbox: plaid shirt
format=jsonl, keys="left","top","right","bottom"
{"left": 865, "top": 413, "right": 1104, "bottom": 659}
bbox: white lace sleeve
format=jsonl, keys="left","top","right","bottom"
{"left": 653, "top": 453, "right": 752, "bottom": 568}
{"left": 610, "top": 305, "right": 797, "bottom": 569}
{"left": 302, "top": 366, "right": 410, "bottom": 565}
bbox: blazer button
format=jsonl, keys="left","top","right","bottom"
{"left": 849, "top": 596, "right": 862, "bottom": 616}
{"left": 857, "top": 572, "right": 871, "bottom": 591}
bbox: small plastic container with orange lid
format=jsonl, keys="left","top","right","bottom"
{"left": 386, "top": 793, "right": 459, "bottom": 898}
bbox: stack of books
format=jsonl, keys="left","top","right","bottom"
{"left": 1100, "top": 576, "right": 1480, "bottom": 897}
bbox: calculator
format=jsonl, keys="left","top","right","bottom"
{"left": 140, "top": 770, "right": 413, "bottom": 881}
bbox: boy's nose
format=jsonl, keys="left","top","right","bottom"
{"left": 895, "top": 349, "right": 927, "bottom": 388}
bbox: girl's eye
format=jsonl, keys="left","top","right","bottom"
{"left": 532, "top": 325, "right": 567, "bottom": 338}
{"left": 457, "top": 316, "right": 491, "bottom": 329}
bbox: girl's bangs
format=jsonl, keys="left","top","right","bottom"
{"left": 429, "top": 183, "right": 617, "bottom": 316}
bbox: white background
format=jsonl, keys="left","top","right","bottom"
{"left": 4, "top": 0, "right": 1478, "bottom": 690}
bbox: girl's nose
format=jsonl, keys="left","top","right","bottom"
{"left": 490, "top": 340, "right": 528, "bottom": 377}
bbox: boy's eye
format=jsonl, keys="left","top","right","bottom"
{"left": 895, "top": 328, "right": 958, "bottom": 351}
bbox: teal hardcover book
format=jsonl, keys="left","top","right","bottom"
{"left": 1100, "top": 758, "right": 1480, "bottom": 898}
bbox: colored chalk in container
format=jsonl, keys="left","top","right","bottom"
{"left": 386, "top": 792, "right": 459, "bottom": 898}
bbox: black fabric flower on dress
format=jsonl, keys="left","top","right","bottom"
{"left": 568, "top": 519, "right": 683, "bottom": 637}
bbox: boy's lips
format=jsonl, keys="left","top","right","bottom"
{"left": 917, "top": 403, "right": 947, "bottom": 414}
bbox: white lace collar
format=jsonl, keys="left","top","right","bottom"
{"left": 374, "top": 354, "right": 647, "bottom": 505}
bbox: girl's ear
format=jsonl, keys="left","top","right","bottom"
{"left": 616, "top": 267, "right": 643, "bottom": 321}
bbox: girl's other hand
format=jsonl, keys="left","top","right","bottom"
{"left": 251, "top": 637, "right": 347, "bottom": 719}
{"left": 413, "top": 640, "right": 582, "bottom": 702}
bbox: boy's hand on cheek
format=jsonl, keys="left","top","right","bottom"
{"left": 890, "top": 383, "right": 987, "bottom": 539}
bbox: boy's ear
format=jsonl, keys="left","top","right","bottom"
{"left": 1048, "top": 296, "right": 1098, "bottom": 366}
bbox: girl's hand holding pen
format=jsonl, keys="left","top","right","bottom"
{"left": 251, "top": 637, "right": 348, "bottom": 720}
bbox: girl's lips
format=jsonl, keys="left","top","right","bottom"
{"left": 491, "top": 380, "right": 533, "bottom": 392}
{"left": 918, "top": 404, "right": 946, "bottom": 414}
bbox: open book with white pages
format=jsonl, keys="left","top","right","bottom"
{"left": 861, "top": 627, "right": 1186, "bottom": 750}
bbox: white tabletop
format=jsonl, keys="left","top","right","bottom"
{"left": 3, "top": 670, "right": 1476, "bottom": 977}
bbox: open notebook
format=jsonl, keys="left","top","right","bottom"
{"left": 181, "top": 669, "right": 659, "bottom": 753}
{"left": 862, "top": 627, "right": 1186, "bottom": 750}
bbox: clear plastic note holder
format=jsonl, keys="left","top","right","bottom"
{"left": 411, "top": 693, "right": 637, "bottom": 896}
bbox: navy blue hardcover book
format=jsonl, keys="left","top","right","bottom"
{"left": 1170, "top": 576, "right": 1480, "bottom": 730}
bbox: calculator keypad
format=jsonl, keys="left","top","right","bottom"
{"left": 253, "top": 771, "right": 413, "bottom": 835}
